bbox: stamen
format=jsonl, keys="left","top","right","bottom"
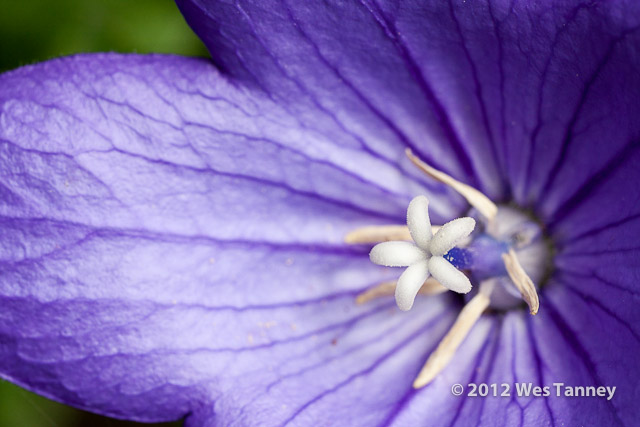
{"left": 405, "top": 149, "right": 498, "bottom": 222}
{"left": 345, "top": 225, "right": 411, "bottom": 243}
{"left": 355, "top": 278, "right": 447, "bottom": 305}
{"left": 344, "top": 224, "right": 441, "bottom": 244}
{"left": 502, "top": 249, "right": 540, "bottom": 315}
{"left": 413, "top": 281, "right": 494, "bottom": 388}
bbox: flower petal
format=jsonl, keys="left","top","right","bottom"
{"left": 369, "top": 241, "right": 426, "bottom": 267}
{"left": 521, "top": 12, "right": 640, "bottom": 214}
{"left": 528, "top": 287, "right": 637, "bottom": 426}
{"left": 171, "top": 1, "right": 640, "bottom": 424}
{"left": 0, "top": 53, "right": 465, "bottom": 426}
{"left": 175, "top": 0, "right": 508, "bottom": 198}
{"left": 547, "top": 161, "right": 640, "bottom": 426}
{"left": 3, "top": 0, "right": 640, "bottom": 423}
{"left": 384, "top": 316, "right": 497, "bottom": 426}
{"left": 428, "top": 256, "right": 472, "bottom": 294}
{"left": 395, "top": 259, "right": 430, "bottom": 312}
{"left": 429, "top": 217, "right": 475, "bottom": 257}
{"left": 177, "top": 1, "right": 640, "bottom": 212}
{"left": 406, "top": 195, "right": 432, "bottom": 250}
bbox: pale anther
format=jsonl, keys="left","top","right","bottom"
{"left": 344, "top": 224, "right": 440, "bottom": 244}
{"left": 405, "top": 149, "right": 498, "bottom": 222}
{"left": 355, "top": 278, "right": 447, "bottom": 305}
{"left": 502, "top": 249, "right": 540, "bottom": 315}
{"left": 413, "top": 280, "right": 494, "bottom": 388}
{"left": 345, "top": 225, "right": 412, "bottom": 243}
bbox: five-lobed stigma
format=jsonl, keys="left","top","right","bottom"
{"left": 369, "top": 195, "right": 476, "bottom": 311}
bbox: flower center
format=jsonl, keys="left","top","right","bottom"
{"left": 345, "top": 149, "right": 552, "bottom": 388}
{"left": 461, "top": 205, "right": 553, "bottom": 311}
{"left": 432, "top": 204, "right": 553, "bottom": 314}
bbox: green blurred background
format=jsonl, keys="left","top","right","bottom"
{"left": 0, "top": 0, "right": 207, "bottom": 72}
{"left": 0, "top": 0, "right": 207, "bottom": 425}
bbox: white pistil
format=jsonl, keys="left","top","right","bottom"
{"left": 405, "top": 149, "right": 498, "bottom": 222}
{"left": 355, "top": 278, "right": 447, "bottom": 305}
{"left": 344, "top": 225, "right": 441, "bottom": 244}
{"left": 369, "top": 196, "right": 475, "bottom": 311}
{"left": 502, "top": 249, "right": 540, "bottom": 315}
{"left": 413, "top": 280, "right": 494, "bottom": 389}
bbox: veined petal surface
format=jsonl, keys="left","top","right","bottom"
{"left": 0, "top": 54, "right": 460, "bottom": 425}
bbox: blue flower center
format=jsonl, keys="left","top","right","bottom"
{"left": 445, "top": 206, "right": 552, "bottom": 311}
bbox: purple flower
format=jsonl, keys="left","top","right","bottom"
{"left": 1, "top": 0, "right": 639, "bottom": 425}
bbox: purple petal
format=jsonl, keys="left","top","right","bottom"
{"left": 0, "top": 53, "right": 466, "bottom": 424}
{"left": 546, "top": 150, "right": 640, "bottom": 425}
{"left": 177, "top": 0, "right": 640, "bottom": 208}
{"left": 536, "top": 283, "right": 638, "bottom": 426}
{"left": 174, "top": 1, "right": 640, "bottom": 424}
{"left": 176, "top": 0, "right": 507, "bottom": 200}
{"left": 3, "top": 0, "right": 640, "bottom": 423}
{"left": 381, "top": 316, "right": 497, "bottom": 426}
